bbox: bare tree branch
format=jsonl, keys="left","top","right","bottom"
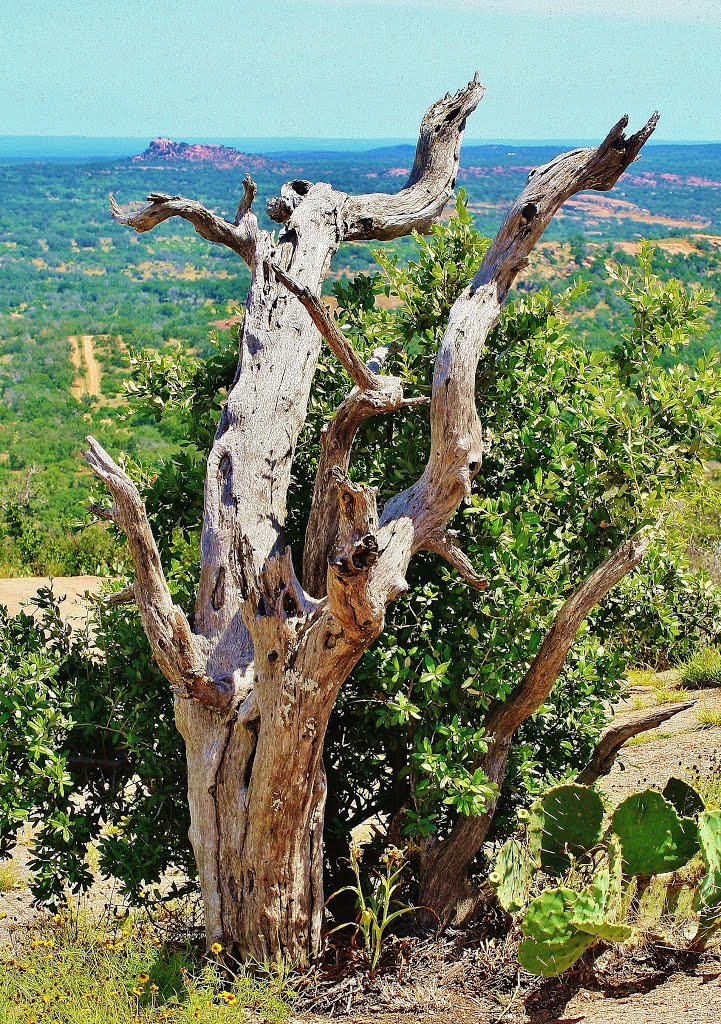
{"left": 267, "top": 179, "right": 315, "bottom": 224}
{"left": 325, "top": 469, "right": 386, "bottom": 639}
{"left": 379, "top": 113, "right": 659, "bottom": 561}
{"left": 482, "top": 530, "right": 651, "bottom": 742}
{"left": 341, "top": 74, "right": 486, "bottom": 241}
{"left": 234, "top": 173, "right": 257, "bottom": 225}
{"left": 576, "top": 700, "right": 695, "bottom": 785}
{"left": 424, "top": 529, "right": 488, "bottom": 591}
{"left": 303, "top": 383, "right": 427, "bottom": 597}
{"left": 105, "top": 584, "right": 136, "bottom": 606}
{"left": 419, "top": 530, "right": 651, "bottom": 924}
{"left": 109, "top": 178, "right": 260, "bottom": 266}
{"left": 267, "top": 260, "right": 378, "bottom": 390}
{"left": 82, "top": 436, "right": 233, "bottom": 711}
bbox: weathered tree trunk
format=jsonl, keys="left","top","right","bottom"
{"left": 87, "top": 78, "right": 659, "bottom": 962}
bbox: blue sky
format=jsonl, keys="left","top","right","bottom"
{"left": 1, "top": 0, "right": 719, "bottom": 141}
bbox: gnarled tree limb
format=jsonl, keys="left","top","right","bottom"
{"left": 82, "top": 436, "right": 232, "bottom": 711}
{"left": 326, "top": 469, "right": 385, "bottom": 639}
{"left": 303, "top": 382, "right": 427, "bottom": 596}
{"left": 378, "top": 113, "right": 660, "bottom": 561}
{"left": 266, "top": 260, "right": 379, "bottom": 391}
{"left": 576, "top": 700, "right": 695, "bottom": 785}
{"left": 266, "top": 262, "right": 431, "bottom": 596}
{"left": 109, "top": 174, "right": 260, "bottom": 266}
{"left": 104, "top": 583, "right": 136, "bottom": 606}
{"left": 341, "top": 74, "right": 485, "bottom": 240}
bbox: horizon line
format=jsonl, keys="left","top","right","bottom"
{"left": 1, "top": 134, "right": 721, "bottom": 150}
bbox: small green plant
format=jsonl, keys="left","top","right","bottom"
{"left": 326, "top": 844, "right": 422, "bottom": 974}
{"left": 626, "top": 668, "right": 659, "bottom": 689}
{"left": 681, "top": 646, "right": 721, "bottom": 689}
{"left": 627, "top": 729, "right": 674, "bottom": 747}
{"left": 654, "top": 686, "right": 689, "bottom": 705}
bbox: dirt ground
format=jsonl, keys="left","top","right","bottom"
{"left": 0, "top": 574, "right": 105, "bottom": 620}
{"left": 2, "top": 576, "right": 721, "bottom": 1022}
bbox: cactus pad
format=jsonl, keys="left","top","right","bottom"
{"left": 693, "top": 809, "right": 721, "bottom": 945}
{"left": 663, "top": 777, "right": 704, "bottom": 819}
{"left": 489, "top": 838, "right": 533, "bottom": 914}
{"left": 518, "top": 887, "right": 594, "bottom": 977}
{"left": 611, "top": 789, "right": 698, "bottom": 877}
{"left": 571, "top": 869, "right": 632, "bottom": 941}
{"left": 529, "top": 783, "right": 604, "bottom": 876}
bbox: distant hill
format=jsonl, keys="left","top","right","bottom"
{"left": 132, "top": 137, "right": 293, "bottom": 174}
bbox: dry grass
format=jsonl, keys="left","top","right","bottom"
{"left": 654, "top": 686, "right": 689, "bottom": 705}
{"left": 0, "top": 860, "right": 23, "bottom": 893}
{"left": 696, "top": 708, "right": 721, "bottom": 729}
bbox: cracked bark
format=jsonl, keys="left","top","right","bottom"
{"left": 95, "top": 75, "right": 658, "bottom": 962}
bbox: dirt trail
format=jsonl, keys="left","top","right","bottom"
{"left": 69, "top": 334, "right": 101, "bottom": 396}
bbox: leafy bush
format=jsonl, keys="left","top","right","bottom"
{"left": 681, "top": 646, "right": 721, "bottom": 689}
{"left": 0, "top": 589, "right": 190, "bottom": 906}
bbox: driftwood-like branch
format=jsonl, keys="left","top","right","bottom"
{"left": 267, "top": 179, "right": 315, "bottom": 224}
{"left": 234, "top": 173, "right": 257, "bottom": 226}
{"left": 267, "top": 261, "right": 432, "bottom": 597}
{"left": 425, "top": 529, "right": 488, "bottom": 591}
{"left": 105, "top": 584, "right": 136, "bottom": 606}
{"left": 303, "top": 383, "right": 426, "bottom": 597}
{"left": 341, "top": 74, "right": 485, "bottom": 241}
{"left": 82, "top": 436, "right": 232, "bottom": 711}
{"left": 379, "top": 112, "right": 659, "bottom": 565}
{"left": 483, "top": 531, "right": 651, "bottom": 741}
{"left": 576, "top": 700, "right": 695, "bottom": 785}
{"left": 267, "top": 260, "right": 378, "bottom": 390}
{"left": 109, "top": 183, "right": 259, "bottom": 266}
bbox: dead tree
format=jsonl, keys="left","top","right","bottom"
{"left": 87, "top": 76, "right": 658, "bottom": 962}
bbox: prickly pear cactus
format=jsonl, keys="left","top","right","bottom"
{"left": 611, "top": 789, "right": 698, "bottom": 878}
{"left": 529, "top": 783, "right": 604, "bottom": 876}
{"left": 693, "top": 809, "right": 721, "bottom": 946}
{"left": 571, "top": 869, "right": 632, "bottom": 942}
{"left": 663, "top": 777, "right": 705, "bottom": 819}
{"left": 489, "top": 837, "right": 534, "bottom": 914}
{"left": 518, "top": 887, "right": 594, "bottom": 977}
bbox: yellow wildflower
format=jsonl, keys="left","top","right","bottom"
{"left": 210, "top": 941, "right": 223, "bottom": 955}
